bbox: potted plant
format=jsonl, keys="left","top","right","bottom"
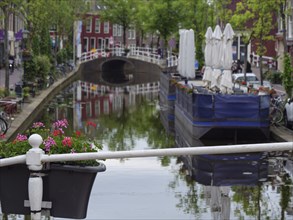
{"left": 0, "top": 119, "right": 106, "bottom": 219}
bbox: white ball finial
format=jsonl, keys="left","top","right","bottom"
{"left": 28, "top": 134, "right": 43, "bottom": 148}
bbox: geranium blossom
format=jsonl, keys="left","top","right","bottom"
{"left": 32, "top": 122, "right": 45, "bottom": 128}
{"left": 0, "top": 118, "right": 103, "bottom": 166}
{"left": 86, "top": 121, "right": 96, "bottom": 128}
{"left": 62, "top": 137, "right": 72, "bottom": 147}
{"left": 15, "top": 134, "right": 28, "bottom": 142}
{"left": 43, "top": 136, "right": 56, "bottom": 152}
{"left": 53, "top": 119, "right": 69, "bottom": 129}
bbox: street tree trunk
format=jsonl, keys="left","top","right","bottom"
{"left": 4, "top": 6, "right": 10, "bottom": 96}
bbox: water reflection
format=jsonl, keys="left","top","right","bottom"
{"left": 4, "top": 80, "right": 293, "bottom": 219}
{"left": 170, "top": 150, "right": 293, "bottom": 219}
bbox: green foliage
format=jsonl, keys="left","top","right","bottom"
{"left": 22, "top": 87, "right": 30, "bottom": 98}
{"left": 39, "top": 27, "right": 52, "bottom": 57}
{"left": 56, "top": 48, "right": 68, "bottom": 64}
{"left": 34, "top": 55, "right": 52, "bottom": 80}
{"left": 0, "top": 88, "right": 5, "bottom": 98}
{"left": 264, "top": 70, "right": 282, "bottom": 84}
{"left": 100, "top": 0, "right": 136, "bottom": 46}
{"left": 231, "top": 0, "right": 278, "bottom": 56}
{"left": 282, "top": 53, "right": 293, "bottom": 97}
{"left": 23, "top": 55, "right": 51, "bottom": 82}
{"left": 23, "top": 58, "right": 36, "bottom": 82}
{"left": 31, "top": 35, "right": 41, "bottom": 56}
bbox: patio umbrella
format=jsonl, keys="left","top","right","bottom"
{"left": 177, "top": 29, "right": 185, "bottom": 76}
{"left": 185, "top": 29, "right": 195, "bottom": 78}
{"left": 202, "top": 27, "right": 213, "bottom": 87}
{"left": 220, "top": 23, "right": 235, "bottom": 94}
{"left": 210, "top": 25, "right": 223, "bottom": 90}
{"left": 180, "top": 30, "right": 187, "bottom": 77}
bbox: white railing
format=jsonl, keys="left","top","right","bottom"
{"left": 79, "top": 47, "right": 178, "bottom": 68}
{"left": 126, "top": 83, "right": 160, "bottom": 94}
{"left": 0, "top": 133, "right": 292, "bottom": 219}
{"left": 251, "top": 52, "right": 276, "bottom": 69}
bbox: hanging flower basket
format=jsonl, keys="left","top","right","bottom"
{"left": 0, "top": 162, "right": 106, "bottom": 219}
{"left": 0, "top": 119, "right": 106, "bottom": 218}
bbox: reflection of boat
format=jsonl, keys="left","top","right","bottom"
{"left": 192, "top": 153, "right": 268, "bottom": 186}
{"left": 159, "top": 72, "right": 177, "bottom": 134}
{"left": 160, "top": 72, "right": 271, "bottom": 142}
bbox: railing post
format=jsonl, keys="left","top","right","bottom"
{"left": 26, "top": 134, "right": 44, "bottom": 220}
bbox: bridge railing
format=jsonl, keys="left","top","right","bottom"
{"left": 0, "top": 133, "right": 292, "bottom": 219}
{"left": 79, "top": 47, "right": 178, "bottom": 68}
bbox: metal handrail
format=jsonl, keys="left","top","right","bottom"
{"left": 0, "top": 133, "right": 292, "bottom": 219}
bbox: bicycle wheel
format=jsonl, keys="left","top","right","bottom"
{"left": 0, "top": 117, "right": 8, "bottom": 135}
{"left": 271, "top": 108, "right": 283, "bottom": 125}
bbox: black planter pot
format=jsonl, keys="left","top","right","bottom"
{"left": 0, "top": 162, "right": 106, "bottom": 219}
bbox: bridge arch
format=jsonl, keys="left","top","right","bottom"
{"left": 100, "top": 57, "right": 135, "bottom": 84}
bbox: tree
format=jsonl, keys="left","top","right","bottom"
{"left": 0, "top": 0, "right": 23, "bottom": 95}
{"left": 282, "top": 53, "right": 293, "bottom": 97}
{"left": 99, "top": 0, "right": 136, "bottom": 48}
{"left": 143, "top": 0, "right": 181, "bottom": 57}
{"left": 175, "top": 0, "right": 214, "bottom": 70}
{"left": 231, "top": 0, "right": 278, "bottom": 85}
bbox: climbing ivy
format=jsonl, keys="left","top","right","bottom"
{"left": 282, "top": 53, "right": 293, "bottom": 97}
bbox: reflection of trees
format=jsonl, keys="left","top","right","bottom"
{"left": 280, "top": 174, "right": 292, "bottom": 220}
{"left": 232, "top": 186, "right": 260, "bottom": 217}
{"left": 169, "top": 160, "right": 200, "bottom": 216}
{"left": 93, "top": 96, "right": 174, "bottom": 152}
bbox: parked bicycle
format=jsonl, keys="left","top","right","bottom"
{"left": 0, "top": 110, "right": 13, "bottom": 135}
{"left": 270, "top": 94, "right": 286, "bottom": 125}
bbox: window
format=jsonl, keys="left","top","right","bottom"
{"left": 113, "top": 24, "right": 117, "bottom": 36}
{"left": 95, "top": 100, "right": 100, "bottom": 116}
{"left": 83, "top": 37, "right": 88, "bottom": 52}
{"left": 105, "top": 38, "right": 109, "bottom": 48}
{"left": 95, "top": 19, "right": 100, "bottom": 33}
{"left": 103, "top": 99, "right": 109, "bottom": 114}
{"left": 104, "top": 21, "right": 109, "bottom": 34}
{"left": 128, "top": 29, "right": 135, "bottom": 39}
{"left": 90, "top": 37, "right": 96, "bottom": 49}
{"left": 117, "top": 25, "right": 122, "bottom": 36}
{"left": 98, "top": 38, "right": 104, "bottom": 49}
{"left": 86, "top": 102, "right": 92, "bottom": 117}
{"left": 289, "top": 15, "right": 293, "bottom": 39}
{"left": 86, "top": 18, "right": 92, "bottom": 33}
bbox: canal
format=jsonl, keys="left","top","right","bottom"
{"left": 1, "top": 76, "right": 293, "bottom": 219}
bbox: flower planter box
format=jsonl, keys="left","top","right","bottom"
{"left": 0, "top": 162, "right": 106, "bottom": 219}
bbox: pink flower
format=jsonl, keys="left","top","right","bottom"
{"left": 32, "top": 122, "right": 45, "bottom": 129}
{"left": 43, "top": 137, "right": 56, "bottom": 152}
{"left": 15, "top": 133, "right": 28, "bottom": 142}
{"left": 53, "top": 119, "right": 69, "bottom": 129}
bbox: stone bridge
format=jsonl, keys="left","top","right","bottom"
{"left": 78, "top": 47, "right": 178, "bottom": 86}
{"left": 79, "top": 56, "right": 163, "bottom": 86}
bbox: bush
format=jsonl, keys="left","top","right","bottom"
{"left": 56, "top": 48, "right": 68, "bottom": 64}
{"left": 34, "top": 55, "right": 52, "bottom": 81}
{"left": 282, "top": 53, "right": 293, "bottom": 97}
{"left": 264, "top": 70, "right": 282, "bottom": 84}
{"left": 0, "top": 87, "right": 5, "bottom": 98}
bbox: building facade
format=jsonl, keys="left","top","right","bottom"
{"left": 275, "top": 0, "right": 293, "bottom": 71}
{"left": 0, "top": 9, "right": 25, "bottom": 68}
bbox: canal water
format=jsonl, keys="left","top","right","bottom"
{"left": 1, "top": 79, "right": 293, "bottom": 219}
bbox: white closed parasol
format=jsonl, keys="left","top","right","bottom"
{"left": 220, "top": 23, "right": 235, "bottom": 94}
{"left": 210, "top": 25, "right": 223, "bottom": 90}
{"left": 185, "top": 29, "right": 195, "bottom": 78}
{"left": 202, "top": 27, "right": 213, "bottom": 87}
